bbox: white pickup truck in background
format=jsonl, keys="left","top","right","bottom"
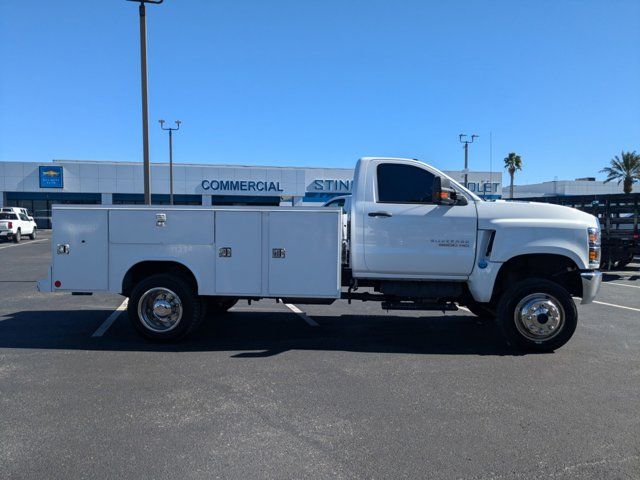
{"left": 0, "top": 208, "right": 38, "bottom": 242}
{"left": 38, "top": 157, "right": 602, "bottom": 351}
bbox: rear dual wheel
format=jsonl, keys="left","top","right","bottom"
{"left": 128, "top": 274, "right": 204, "bottom": 342}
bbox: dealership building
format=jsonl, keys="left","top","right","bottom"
{"left": 0, "top": 159, "right": 502, "bottom": 228}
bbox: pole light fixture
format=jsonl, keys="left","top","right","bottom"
{"left": 127, "top": 0, "right": 164, "bottom": 205}
{"left": 159, "top": 120, "right": 181, "bottom": 205}
{"left": 458, "top": 133, "right": 479, "bottom": 187}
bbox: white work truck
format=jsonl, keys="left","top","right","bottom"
{"left": 38, "top": 157, "right": 602, "bottom": 351}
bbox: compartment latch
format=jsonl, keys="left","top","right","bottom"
{"left": 156, "top": 213, "right": 167, "bottom": 227}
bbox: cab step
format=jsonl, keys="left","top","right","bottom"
{"left": 381, "top": 301, "right": 458, "bottom": 312}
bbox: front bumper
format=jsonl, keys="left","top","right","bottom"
{"left": 580, "top": 270, "right": 602, "bottom": 305}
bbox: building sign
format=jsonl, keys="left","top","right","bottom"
{"left": 201, "top": 180, "right": 283, "bottom": 193}
{"left": 310, "top": 179, "right": 353, "bottom": 192}
{"left": 39, "top": 166, "right": 64, "bottom": 188}
{"left": 465, "top": 182, "right": 501, "bottom": 195}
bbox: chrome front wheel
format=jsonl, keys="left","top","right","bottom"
{"left": 497, "top": 278, "right": 577, "bottom": 352}
{"left": 514, "top": 293, "right": 564, "bottom": 342}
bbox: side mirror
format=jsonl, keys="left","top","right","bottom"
{"left": 432, "top": 177, "right": 456, "bottom": 206}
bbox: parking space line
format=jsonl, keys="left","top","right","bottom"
{"left": 92, "top": 299, "right": 128, "bottom": 337}
{"left": 593, "top": 300, "right": 640, "bottom": 313}
{"left": 605, "top": 282, "right": 640, "bottom": 290}
{"left": 284, "top": 303, "right": 319, "bottom": 326}
{"left": 0, "top": 239, "right": 48, "bottom": 250}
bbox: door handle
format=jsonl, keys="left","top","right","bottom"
{"left": 368, "top": 211, "right": 392, "bottom": 218}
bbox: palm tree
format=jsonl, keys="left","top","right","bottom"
{"left": 601, "top": 151, "right": 640, "bottom": 194}
{"left": 504, "top": 152, "right": 523, "bottom": 199}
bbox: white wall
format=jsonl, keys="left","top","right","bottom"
{"left": 507, "top": 180, "right": 627, "bottom": 198}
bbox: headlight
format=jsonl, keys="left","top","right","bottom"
{"left": 587, "top": 227, "right": 601, "bottom": 268}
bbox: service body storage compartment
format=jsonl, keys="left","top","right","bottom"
{"left": 213, "top": 207, "right": 342, "bottom": 299}
{"left": 51, "top": 207, "right": 109, "bottom": 292}
{"left": 48, "top": 205, "right": 341, "bottom": 300}
{"left": 267, "top": 211, "right": 341, "bottom": 297}
{"left": 215, "top": 211, "right": 262, "bottom": 295}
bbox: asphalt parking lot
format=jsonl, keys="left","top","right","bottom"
{"left": 0, "top": 231, "right": 638, "bottom": 479}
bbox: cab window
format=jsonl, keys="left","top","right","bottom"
{"left": 19, "top": 214, "right": 29, "bottom": 221}
{"left": 376, "top": 163, "right": 435, "bottom": 203}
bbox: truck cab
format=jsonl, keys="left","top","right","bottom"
{"left": 342, "top": 157, "right": 602, "bottom": 350}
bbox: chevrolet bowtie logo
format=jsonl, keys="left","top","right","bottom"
{"left": 42, "top": 170, "right": 60, "bottom": 177}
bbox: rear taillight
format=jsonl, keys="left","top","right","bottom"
{"left": 7, "top": 222, "right": 12, "bottom": 229}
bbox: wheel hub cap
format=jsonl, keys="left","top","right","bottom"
{"left": 515, "top": 294, "right": 564, "bottom": 341}
{"left": 152, "top": 299, "right": 173, "bottom": 318}
{"left": 138, "top": 287, "right": 183, "bottom": 333}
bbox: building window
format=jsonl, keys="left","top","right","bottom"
{"left": 210, "top": 195, "right": 281, "bottom": 206}
{"left": 112, "top": 194, "right": 202, "bottom": 205}
{"left": 5, "top": 192, "right": 101, "bottom": 229}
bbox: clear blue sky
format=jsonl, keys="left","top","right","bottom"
{"left": 1, "top": 0, "right": 639, "bottom": 184}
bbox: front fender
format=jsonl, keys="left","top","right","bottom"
{"left": 489, "top": 228, "right": 589, "bottom": 270}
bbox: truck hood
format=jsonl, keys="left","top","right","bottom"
{"left": 475, "top": 200, "right": 598, "bottom": 270}
{"left": 476, "top": 200, "right": 599, "bottom": 230}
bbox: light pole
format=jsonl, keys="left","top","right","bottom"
{"left": 458, "top": 134, "right": 478, "bottom": 187}
{"left": 159, "top": 120, "right": 181, "bottom": 205}
{"left": 127, "top": 0, "right": 163, "bottom": 205}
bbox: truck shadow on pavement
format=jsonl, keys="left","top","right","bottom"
{"left": 0, "top": 309, "right": 535, "bottom": 356}
{"left": 603, "top": 273, "right": 640, "bottom": 282}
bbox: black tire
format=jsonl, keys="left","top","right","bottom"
{"left": 496, "top": 277, "right": 577, "bottom": 352}
{"left": 465, "top": 300, "right": 496, "bottom": 321}
{"left": 206, "top": 297, "right": 238, "bottom": 315}
{"left": 13, "top": 230, "right": 21, "bottom": 243}
{"left": 29, "top": 228, "right": 37, "bottom": 240}
{"left": 128, "top": 273, "right": 204, "bottom": 342}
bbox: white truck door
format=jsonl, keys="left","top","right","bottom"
{"left": 362, "top": 160, "right": 477, "bottom": 277}
{"left": 18, "top": 213, "right": 33, "bottom": 234}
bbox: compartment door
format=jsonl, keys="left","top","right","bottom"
{"left": 215, "top": 211, "right": 262, "bottom": 295}
{"left": 268, "top": 211, "right": 340, "bottom": 298}
{"left": 52, "top": 209, "right": 108, "bottom": 291}
{"left": 109, "top": 210, "right": 214, "bottom": 245}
